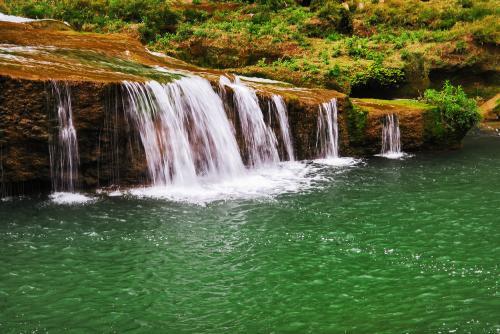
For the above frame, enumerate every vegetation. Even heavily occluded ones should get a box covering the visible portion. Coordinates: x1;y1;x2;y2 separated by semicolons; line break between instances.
424;81;481;134
2;0;498;97
3;0;180;41
346;103;368;145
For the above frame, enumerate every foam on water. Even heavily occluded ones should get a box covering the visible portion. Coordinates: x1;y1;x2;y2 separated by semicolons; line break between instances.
108;190;124;197
375;152;412;160
49;192;94;205
314;157;361;167
377;113;410;159
127;161;318;205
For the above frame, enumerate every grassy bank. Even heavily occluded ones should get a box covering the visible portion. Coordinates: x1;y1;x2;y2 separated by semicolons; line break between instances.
2;0;498;98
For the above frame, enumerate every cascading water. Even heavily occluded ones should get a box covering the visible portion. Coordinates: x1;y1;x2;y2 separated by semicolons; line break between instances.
49;82;79;192
120;74;311;204
271;95;295;161
314;98;358;166
219;76;279;167
123;76;245;186
316;98;339;158
380;113;403;159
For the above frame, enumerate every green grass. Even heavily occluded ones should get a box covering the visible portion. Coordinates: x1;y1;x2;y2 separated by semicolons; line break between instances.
3;0;498;96
356;98;434;110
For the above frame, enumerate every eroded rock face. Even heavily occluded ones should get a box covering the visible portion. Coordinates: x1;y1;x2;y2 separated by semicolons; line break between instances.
0;21;469;196
349;99;426;155
0;78;149;195
0;76;467;196
0;75;348;194
0;78;50;194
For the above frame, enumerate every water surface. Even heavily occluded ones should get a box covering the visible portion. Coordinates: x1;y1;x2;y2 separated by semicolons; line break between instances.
1;134;499;333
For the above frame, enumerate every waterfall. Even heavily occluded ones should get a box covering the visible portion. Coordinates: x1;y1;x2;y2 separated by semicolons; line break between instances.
316;98;339;158
220;76;279;167
123;76;245;186
49;82;79;192
271;95;295;161
380;114;403;158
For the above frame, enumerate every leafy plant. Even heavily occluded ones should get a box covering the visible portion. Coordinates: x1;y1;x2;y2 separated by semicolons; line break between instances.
351;63;405;90
424;81;480;133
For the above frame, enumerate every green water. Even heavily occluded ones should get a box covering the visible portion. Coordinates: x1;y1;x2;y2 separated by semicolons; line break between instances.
1;134;499;333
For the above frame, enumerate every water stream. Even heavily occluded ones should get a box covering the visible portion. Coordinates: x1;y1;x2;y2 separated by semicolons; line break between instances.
316;98;339;159
379;113;404;159
271;95;295;161
315;98;357;166
123;77;245;186
49;82;79;193
220;76;280;167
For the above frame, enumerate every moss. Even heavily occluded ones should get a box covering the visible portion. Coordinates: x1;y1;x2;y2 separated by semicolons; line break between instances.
346;103;368;145
358;98;433;110
52;49;182;83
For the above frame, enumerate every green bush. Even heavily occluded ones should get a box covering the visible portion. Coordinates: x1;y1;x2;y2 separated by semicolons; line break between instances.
351;63;405;89
183;9;209;24
327;64;341;78
243;0;295;11
5;0;179;41
316;1;353;34
424;81;480;133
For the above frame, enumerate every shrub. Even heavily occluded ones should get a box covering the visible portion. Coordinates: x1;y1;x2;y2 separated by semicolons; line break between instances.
327;64;341;77
316;2;353;34
401;49;411;61
468;15;499;45
351;63;405;89
331;47;341;57
345;36;369;58
183;9;209;24
326;32;342;41
424;81;480;134
458;0;473;9
138;3;179;41
244;0;295;11
454;40;467;54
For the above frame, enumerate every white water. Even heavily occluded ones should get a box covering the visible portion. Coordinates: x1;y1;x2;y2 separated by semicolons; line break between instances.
271;95;295;161
123;76;356;204
220;76;280;167
316;98;339;158
379;114;405;159
49;82;79;192
128;161;317;205
49;192;94;205
0;13;36;23
118;74;316;204
124;76;245;186
315;98;359;166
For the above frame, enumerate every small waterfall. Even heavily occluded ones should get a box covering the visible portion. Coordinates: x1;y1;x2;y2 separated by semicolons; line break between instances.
220;76;279;167
123;76;245;186
316;98;339;158
271;95;295;161
49;82;79;192
380;114;402;158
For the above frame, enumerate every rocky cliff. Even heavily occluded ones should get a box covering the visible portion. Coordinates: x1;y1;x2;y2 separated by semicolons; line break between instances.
0;20;464;196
